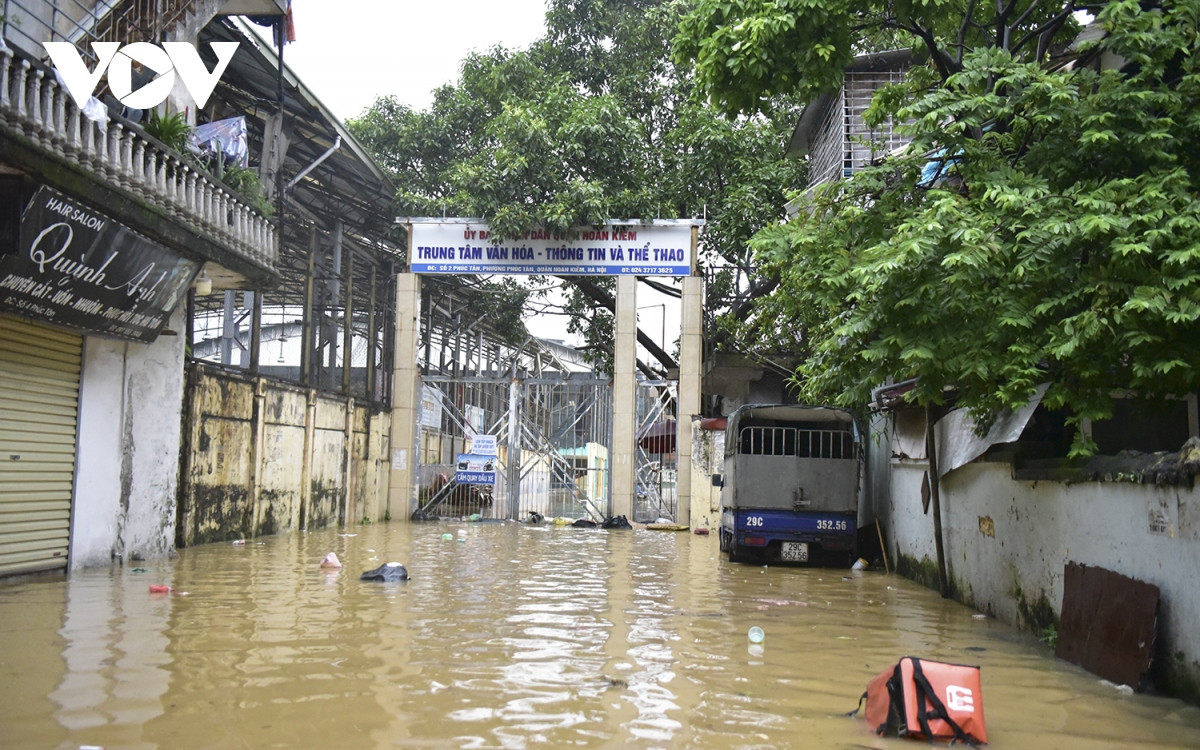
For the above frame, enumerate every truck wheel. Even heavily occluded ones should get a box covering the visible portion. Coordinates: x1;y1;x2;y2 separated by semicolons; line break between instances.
726;537;745;563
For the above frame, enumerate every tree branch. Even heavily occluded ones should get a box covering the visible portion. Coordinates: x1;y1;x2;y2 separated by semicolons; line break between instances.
895;21;959;80
559;276;679;370
1011;0;1048;32
1013;3;1076;57
640;277;682;298
706;273;781;354
956;0;980;64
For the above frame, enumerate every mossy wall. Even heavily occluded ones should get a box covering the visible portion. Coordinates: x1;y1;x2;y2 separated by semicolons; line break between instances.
180;365;391;546
877;415;1200;706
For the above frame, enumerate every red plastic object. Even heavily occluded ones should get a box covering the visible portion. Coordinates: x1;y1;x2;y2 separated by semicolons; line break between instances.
149;585;171;594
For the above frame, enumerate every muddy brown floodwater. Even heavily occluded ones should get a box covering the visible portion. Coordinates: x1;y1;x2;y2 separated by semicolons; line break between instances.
2;521;1199;749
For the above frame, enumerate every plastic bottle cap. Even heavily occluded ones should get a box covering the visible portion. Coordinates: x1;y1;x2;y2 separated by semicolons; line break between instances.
748;626;765;643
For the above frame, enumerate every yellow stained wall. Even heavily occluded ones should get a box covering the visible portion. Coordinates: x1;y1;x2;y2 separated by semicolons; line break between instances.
179;366;392;546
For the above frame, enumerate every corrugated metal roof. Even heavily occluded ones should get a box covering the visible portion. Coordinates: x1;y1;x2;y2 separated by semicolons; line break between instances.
201;17;400;253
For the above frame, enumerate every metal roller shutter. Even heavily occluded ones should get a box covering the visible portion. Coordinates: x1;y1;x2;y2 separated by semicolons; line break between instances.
0;314;82;576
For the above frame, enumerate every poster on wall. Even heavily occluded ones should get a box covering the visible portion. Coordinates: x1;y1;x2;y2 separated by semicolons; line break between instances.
0;185;201;342
419;385;444;429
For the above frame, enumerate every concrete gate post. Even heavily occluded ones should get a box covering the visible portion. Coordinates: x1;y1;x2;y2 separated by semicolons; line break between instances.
388;272;422;521
676;274;703;528
612;275;637;519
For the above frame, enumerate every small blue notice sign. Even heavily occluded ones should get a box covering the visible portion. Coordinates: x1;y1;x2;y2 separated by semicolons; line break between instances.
455;453;496;485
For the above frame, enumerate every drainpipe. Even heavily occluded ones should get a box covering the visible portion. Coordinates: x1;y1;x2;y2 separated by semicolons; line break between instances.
342;243;354;393
925;403;949;598
286;136;342;191
301;388;316;530
301;229;317;386
249;290;262;375
343;396;354;527
328;220;343;378
221;289;237;364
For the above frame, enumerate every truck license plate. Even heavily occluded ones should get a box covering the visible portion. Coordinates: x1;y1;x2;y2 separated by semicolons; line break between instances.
781;542;808;562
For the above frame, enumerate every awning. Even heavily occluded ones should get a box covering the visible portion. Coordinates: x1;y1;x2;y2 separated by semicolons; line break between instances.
935;384;1049;477
638;420;676;454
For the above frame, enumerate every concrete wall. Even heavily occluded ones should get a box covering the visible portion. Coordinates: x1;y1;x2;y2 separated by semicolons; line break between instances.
688;421;724;532
72;307;189;568
875;414;1200;701
179;365;391;546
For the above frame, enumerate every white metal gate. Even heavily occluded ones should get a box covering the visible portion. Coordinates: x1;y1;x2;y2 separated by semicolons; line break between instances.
413;374;683;523
0;314;82;576
414;375;613;521
634;380;678;523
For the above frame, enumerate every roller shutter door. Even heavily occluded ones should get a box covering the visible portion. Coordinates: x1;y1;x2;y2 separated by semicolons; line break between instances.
0;314;81;576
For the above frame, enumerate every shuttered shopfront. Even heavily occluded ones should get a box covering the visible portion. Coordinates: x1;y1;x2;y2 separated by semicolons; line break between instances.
0;314;82;576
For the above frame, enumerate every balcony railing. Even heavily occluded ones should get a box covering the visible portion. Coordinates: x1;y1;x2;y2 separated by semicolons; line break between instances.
1;0;202;65
0;43;277;269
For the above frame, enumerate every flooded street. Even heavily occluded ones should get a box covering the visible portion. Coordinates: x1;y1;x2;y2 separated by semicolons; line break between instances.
2;522;1198;750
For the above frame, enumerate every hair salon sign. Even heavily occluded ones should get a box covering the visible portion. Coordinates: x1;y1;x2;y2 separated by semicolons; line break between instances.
0;186;200;342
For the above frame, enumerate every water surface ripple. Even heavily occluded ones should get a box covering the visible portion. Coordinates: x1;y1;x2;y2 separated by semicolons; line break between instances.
1;522;1198;749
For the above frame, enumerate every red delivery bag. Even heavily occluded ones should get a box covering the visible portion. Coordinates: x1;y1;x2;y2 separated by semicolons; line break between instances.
856;656;987;746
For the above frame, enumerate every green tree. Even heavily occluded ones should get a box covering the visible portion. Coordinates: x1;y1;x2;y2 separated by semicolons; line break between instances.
348;0;805;374
678;0;1200;452
675;0;1083;117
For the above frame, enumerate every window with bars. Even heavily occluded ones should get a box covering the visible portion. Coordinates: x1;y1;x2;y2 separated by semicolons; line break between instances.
737;426;857;460
843;70;910;176
806;68;911;190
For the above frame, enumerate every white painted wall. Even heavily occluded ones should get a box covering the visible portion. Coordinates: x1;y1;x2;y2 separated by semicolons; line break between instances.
688;422;723;532
71;307;187;568
877;416;1200;693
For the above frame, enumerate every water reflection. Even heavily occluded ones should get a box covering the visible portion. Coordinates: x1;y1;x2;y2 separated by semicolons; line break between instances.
0;522;1198;749
52;570;172;748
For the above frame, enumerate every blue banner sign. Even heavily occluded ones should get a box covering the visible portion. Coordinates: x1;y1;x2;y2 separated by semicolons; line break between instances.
406;220;699;277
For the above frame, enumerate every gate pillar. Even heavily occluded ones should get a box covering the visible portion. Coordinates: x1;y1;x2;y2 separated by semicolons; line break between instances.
677;274;703;528
388;272;422;521
612;275;637;519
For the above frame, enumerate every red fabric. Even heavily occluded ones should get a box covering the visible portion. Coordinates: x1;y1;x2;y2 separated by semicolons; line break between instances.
285;1;296;42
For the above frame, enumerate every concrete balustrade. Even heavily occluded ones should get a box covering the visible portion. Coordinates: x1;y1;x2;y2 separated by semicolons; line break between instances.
0;45;277;269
